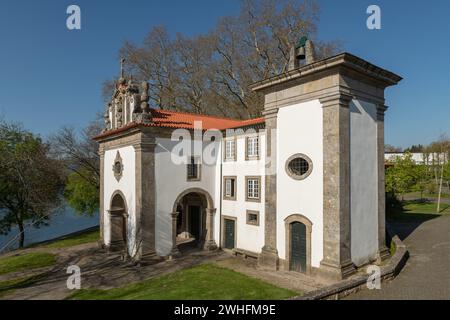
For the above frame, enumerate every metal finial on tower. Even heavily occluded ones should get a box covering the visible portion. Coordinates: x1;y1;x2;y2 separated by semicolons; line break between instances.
120;58;126;78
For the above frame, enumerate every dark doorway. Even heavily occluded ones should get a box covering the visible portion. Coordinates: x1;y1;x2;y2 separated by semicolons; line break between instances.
109;192;127;252
224;218;236;249
290;222;307;273
173;190;213;251
189;205;201;240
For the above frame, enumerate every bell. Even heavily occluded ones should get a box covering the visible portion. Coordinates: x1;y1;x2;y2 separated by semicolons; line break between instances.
296;46;306;60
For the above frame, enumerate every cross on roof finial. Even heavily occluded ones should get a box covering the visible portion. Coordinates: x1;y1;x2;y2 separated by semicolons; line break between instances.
120;58;125;78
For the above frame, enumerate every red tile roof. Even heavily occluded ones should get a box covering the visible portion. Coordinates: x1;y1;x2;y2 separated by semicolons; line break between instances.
94;109;265;140
149;109;264;130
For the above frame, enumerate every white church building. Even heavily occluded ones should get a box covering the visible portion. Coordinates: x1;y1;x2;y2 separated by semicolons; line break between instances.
94;40;402;280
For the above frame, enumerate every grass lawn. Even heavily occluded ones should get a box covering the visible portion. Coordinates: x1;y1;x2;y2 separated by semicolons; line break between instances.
68;263;298;300
403;201;450;214
404;191;450;199
388;199;450;221
43;229;99;249
0;252;56;276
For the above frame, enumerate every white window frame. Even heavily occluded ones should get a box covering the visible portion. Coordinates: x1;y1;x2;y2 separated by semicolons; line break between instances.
223;176;237;200
246;135;259;160
245;176;261;202
224;138;236;161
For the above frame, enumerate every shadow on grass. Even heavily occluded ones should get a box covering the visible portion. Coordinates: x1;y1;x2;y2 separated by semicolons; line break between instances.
387;200;447;241
0;273;47;298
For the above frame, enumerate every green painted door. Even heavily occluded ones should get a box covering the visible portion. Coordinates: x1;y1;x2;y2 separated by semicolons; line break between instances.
290;222;307;273
224;219;235;249
189;206;201;240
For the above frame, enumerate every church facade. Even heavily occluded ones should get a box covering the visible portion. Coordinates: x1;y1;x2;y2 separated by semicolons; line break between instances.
94;41;402;280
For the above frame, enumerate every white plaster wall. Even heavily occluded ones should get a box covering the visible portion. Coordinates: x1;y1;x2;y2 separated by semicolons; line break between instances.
154;137;218;256
349;100;379;266
103;146;136;255
221;132;266;253
276;100;324;268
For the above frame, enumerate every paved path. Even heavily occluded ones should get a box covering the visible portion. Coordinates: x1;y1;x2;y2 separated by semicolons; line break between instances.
347;214;450;300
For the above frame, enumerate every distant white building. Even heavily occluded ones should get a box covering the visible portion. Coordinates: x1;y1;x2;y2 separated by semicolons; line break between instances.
385;152;448;165
94;40;402;281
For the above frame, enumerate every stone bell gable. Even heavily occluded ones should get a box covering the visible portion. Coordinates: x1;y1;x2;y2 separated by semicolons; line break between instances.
103;60;152;133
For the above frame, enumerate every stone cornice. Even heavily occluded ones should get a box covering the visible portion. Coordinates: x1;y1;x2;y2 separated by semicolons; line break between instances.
262;107;279;120
376;105;388;121
376;104;388;114
250;52;402;93
262;83;386;112
319;92;353;108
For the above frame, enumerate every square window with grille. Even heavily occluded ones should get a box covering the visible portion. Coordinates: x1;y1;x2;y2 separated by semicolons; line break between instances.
246;210;259;226
187;156;200;180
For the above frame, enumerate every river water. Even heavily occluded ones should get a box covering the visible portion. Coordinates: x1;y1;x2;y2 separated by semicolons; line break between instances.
0;205;99;252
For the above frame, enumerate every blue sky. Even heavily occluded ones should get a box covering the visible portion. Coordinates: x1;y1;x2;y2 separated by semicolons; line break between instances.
0;0;448;148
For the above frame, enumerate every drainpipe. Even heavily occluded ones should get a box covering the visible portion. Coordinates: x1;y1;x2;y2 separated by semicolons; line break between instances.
219;155;223;249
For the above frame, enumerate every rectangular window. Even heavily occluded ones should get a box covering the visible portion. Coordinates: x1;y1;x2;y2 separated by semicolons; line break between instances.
187;156;200;180
246;176;261;202
246;210;260;226
246;136;259;159
224;139;236;161
223;176;237;200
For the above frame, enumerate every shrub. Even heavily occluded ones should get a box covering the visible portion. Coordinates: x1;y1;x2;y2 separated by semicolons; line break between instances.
386;192;403;215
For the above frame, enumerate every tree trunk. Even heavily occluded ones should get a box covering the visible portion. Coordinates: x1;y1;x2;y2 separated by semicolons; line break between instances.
18;220;25;248
437;163;444;213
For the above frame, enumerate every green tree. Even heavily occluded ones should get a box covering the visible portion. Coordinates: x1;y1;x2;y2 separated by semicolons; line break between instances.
0;121;64;248
64;169;99;215
411;163;429;199
385;153;418;200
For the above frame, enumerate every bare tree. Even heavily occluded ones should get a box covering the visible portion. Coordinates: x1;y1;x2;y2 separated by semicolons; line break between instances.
109;0;340;119
49;120;102;215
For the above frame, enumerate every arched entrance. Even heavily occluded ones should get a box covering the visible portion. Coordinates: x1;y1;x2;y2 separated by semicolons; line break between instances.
171;188;217;253
285;214;312;274
109;191;128;253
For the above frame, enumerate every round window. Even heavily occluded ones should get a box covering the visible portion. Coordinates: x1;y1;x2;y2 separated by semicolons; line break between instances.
286;154;313;180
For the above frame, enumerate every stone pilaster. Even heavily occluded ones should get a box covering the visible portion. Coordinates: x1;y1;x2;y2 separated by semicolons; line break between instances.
204;208;218;250
99;144;105;247
134;138;157;261
319;93;356;280
169;212;181;258
376;105;390;262
258;111;279;270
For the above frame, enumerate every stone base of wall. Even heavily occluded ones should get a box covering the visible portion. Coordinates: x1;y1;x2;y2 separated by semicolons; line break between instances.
289;235;409;300
257;247;279;271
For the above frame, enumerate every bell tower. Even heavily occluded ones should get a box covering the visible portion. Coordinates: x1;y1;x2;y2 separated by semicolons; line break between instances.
252;39;402;280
